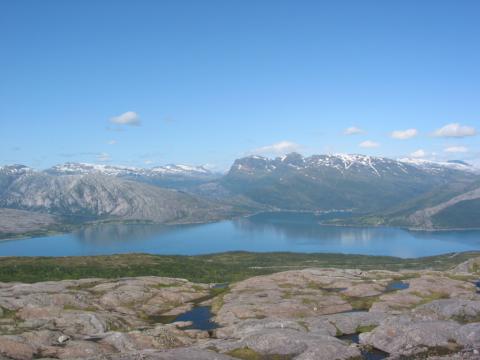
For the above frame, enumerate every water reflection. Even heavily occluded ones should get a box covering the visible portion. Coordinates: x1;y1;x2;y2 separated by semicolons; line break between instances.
74;222;180;245
1;212;480;257
235;213;401;245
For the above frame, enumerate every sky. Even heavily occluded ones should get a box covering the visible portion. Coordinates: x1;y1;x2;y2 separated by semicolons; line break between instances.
1;0;479;170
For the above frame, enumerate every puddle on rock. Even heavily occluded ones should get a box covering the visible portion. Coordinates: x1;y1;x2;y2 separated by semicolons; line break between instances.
212;283;229;289
323;287;348;293
338;333;360;343
338;334;388;360
153;306;218;331
385;280;409;292
360;348;389;360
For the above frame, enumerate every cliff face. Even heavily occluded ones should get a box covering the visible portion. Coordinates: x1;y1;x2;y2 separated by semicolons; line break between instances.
0;172;232;225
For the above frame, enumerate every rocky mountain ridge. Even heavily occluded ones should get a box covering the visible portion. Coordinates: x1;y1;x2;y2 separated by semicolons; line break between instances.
222;153;479;214
1;153;479;234
46;162;214;177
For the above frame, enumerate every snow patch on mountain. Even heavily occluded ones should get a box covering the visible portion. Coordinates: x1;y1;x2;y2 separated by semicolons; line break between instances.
46;162;213;177
0;165;35;175
398;158;479;173
231;153;479;178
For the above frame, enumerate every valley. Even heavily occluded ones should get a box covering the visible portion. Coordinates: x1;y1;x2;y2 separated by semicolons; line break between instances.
1;153;479;241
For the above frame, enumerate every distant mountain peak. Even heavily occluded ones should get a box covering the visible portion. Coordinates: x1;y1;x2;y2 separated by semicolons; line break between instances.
229;152;480;181
447;160;471;166
46;163;140;176
398;158;478;173
151;164;211;175
0;164;34;175
46;162;213;177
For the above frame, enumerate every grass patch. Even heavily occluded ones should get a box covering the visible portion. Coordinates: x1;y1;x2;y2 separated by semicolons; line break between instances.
211;290;228;313
0;251;479;284
63;304;97;312
445;274;476;282
0;307;17;319
341;295;380;311
410;291;450;305
227;347;293;360
355;325;377;333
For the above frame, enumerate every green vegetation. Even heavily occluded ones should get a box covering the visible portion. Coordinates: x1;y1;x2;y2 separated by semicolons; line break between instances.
355;325;377;333
341;295;380;311
227;347;293;360
0;251;479;284
410;291;450;305
432;198;480;229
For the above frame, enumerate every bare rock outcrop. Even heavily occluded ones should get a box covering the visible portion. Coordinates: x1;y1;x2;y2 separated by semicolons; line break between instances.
0;266;479;359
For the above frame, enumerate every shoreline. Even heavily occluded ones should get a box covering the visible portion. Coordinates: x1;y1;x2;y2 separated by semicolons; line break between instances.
1;209;480;243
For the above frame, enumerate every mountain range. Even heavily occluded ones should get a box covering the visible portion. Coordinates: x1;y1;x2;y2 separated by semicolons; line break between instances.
1;153;479;236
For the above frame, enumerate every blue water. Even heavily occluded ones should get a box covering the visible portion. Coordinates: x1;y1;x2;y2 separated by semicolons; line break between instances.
385;281;410;292
0;212;479;258
172;306;218;331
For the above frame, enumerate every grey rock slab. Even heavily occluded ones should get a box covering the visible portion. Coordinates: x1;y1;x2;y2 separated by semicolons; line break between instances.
414;299;480;322
0;335;37;360
88;348;237;360
309;311;387;335
359;316;477;357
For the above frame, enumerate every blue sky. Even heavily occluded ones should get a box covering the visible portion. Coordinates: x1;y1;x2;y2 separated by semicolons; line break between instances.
1;0;479;170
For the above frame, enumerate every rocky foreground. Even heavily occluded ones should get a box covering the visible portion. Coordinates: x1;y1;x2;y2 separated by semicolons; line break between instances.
1;258;480;359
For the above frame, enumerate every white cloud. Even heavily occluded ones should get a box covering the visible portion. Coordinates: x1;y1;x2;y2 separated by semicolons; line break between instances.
250;141;301;156
359;140;380;148
444;146;468;153
110;111;141;126
96;152;111;162
410;149;426;158
344;126;364;135
144;159;154;165
391;128;418;140
433;123;476;138
107;140;117;145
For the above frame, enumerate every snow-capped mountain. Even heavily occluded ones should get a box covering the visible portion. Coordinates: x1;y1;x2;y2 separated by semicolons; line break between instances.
223;152;478;212
150;164;211;175
1;153;479;229
46;163;141;176
398;158;479;174
0;164;35;176
230;153;478;177
47;162;212;177
42;162;219;190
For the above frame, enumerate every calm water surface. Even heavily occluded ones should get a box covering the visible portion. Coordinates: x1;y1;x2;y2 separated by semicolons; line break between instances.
1;212;479;258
